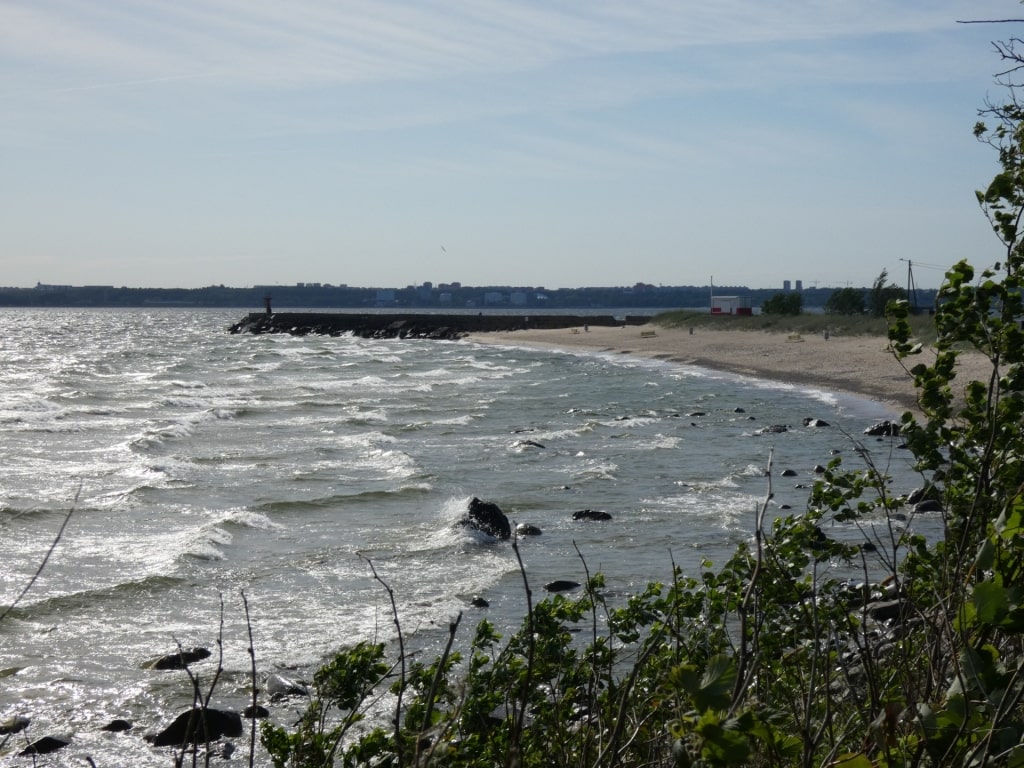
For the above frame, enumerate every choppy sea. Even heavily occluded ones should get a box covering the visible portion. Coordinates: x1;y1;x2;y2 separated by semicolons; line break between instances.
0;307;922;765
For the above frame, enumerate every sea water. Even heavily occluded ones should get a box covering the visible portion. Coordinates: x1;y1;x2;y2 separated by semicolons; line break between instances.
0;307;921;765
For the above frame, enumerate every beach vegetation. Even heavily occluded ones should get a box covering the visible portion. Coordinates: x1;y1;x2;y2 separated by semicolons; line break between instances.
760;291;804;315
652;306;939;344
824;286;867;315
869;269;907;317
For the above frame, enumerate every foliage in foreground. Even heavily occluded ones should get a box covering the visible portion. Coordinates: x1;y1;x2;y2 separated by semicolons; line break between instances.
259;36;1024;768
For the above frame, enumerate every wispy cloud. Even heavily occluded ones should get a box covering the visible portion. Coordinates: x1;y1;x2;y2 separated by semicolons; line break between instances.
2;0;1001;92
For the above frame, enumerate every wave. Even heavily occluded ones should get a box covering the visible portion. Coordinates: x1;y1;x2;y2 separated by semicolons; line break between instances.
2;574;187;623
254;485;432;514
125;407;241;450
180;524;233;561
573;461;620;482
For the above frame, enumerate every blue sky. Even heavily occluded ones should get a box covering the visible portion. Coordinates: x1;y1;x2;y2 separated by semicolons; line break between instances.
1;1;1019;289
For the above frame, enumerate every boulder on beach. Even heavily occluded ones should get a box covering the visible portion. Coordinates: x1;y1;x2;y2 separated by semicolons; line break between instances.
516;522;543;536
460;497;511;539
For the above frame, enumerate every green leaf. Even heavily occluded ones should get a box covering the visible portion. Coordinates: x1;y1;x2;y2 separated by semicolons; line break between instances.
974;581;1010;626
831;754;875;768
696;654;737;710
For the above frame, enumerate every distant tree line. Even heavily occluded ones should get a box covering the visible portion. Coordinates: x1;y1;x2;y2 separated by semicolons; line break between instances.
0;281;935;312
760;270;913;317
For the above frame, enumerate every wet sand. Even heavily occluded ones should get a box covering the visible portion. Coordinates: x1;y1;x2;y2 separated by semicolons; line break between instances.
467;324;992;416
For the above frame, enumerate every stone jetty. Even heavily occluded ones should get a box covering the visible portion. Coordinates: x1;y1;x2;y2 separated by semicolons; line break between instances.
229;312;647;340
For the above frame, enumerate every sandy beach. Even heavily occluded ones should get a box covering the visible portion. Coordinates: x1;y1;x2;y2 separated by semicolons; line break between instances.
467;324;993;416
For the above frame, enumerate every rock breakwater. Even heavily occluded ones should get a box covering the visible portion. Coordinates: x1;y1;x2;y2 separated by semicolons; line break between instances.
229;312;646;339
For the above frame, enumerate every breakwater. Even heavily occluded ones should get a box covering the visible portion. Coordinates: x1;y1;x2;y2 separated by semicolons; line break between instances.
228;312;649;339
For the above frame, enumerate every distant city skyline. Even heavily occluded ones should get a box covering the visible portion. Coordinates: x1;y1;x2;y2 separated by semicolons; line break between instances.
2;1;1016;290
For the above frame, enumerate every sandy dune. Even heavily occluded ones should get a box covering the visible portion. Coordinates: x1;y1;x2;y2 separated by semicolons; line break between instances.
467;323;992;416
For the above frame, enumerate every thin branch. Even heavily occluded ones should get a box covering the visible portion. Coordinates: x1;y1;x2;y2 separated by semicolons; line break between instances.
362;555;407;767
241;591;258;768
0;490;78;624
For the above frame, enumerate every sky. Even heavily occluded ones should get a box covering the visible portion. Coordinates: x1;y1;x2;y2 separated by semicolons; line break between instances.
2;1;1022;290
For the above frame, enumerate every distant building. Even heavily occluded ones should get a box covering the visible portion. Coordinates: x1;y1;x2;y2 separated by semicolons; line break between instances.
483;291;505;305
711;296;753;315
795;280;803;291
510;291;528;306
783;280;791;291
376;289;395;305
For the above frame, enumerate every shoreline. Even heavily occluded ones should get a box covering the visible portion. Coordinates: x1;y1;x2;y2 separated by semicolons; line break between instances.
466;324;992;417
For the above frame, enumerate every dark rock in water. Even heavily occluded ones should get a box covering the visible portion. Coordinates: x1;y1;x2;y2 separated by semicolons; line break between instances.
148;708;243;747
516;523;542;536
864;420;900;437
756;424;789;435
733;407;746;413
572;509;612;521
511;439;545;450
688;411;706;417
802;417;830;427
460;497;511;540
544;580;581;593
470;596;490;608
813;465;826;474
18;735;71;756
0;714;30;735
267;673;307;699
143;647;211;670
913;499;943;513
780;469;798;477
780;504;792;510
102;719;133;732
867;599;909;623
907;486;940;505
243;705;270;719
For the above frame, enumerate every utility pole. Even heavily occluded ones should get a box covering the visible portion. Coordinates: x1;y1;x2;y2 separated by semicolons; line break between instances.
900;258;919;311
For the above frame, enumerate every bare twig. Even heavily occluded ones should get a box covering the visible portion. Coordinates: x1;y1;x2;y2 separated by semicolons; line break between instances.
732;449;773;705
415;611;462;765
362;555;407;766
241;591;258;768
508;531;535;768
0;489;78;624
